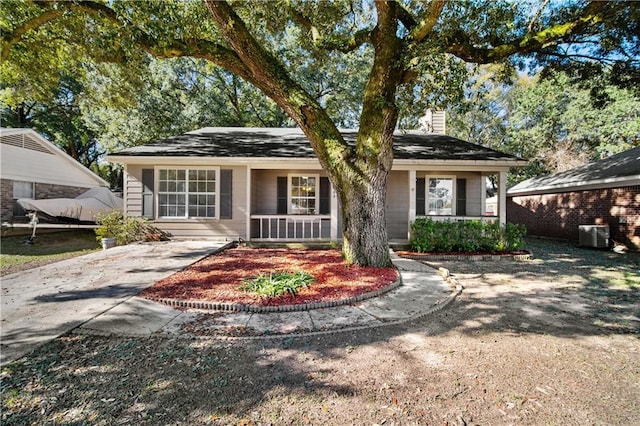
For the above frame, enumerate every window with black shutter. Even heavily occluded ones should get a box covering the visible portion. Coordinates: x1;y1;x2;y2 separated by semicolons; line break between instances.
416;177;426;216
141;169;154;218
220;169;233;219
456;178;467;216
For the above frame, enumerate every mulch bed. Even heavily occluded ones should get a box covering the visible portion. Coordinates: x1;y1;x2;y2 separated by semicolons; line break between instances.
141;247;398;307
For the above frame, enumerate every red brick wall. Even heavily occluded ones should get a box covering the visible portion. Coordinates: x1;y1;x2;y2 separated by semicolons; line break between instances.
1;178;91;222
507;185;640;250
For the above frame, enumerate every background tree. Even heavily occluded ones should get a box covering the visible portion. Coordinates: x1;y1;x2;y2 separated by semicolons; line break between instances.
448;67;640;186
3;0;638;266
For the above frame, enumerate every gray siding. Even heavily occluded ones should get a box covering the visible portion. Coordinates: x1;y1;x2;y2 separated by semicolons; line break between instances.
417;171;485;217
251;169;330;215
386;171;409;240
124;164;248;239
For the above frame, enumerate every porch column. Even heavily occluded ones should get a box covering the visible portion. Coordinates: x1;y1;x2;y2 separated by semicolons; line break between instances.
245;165;251;240
408;170;416;240
480;174;487;218
330;184;339;241
498;170;507;226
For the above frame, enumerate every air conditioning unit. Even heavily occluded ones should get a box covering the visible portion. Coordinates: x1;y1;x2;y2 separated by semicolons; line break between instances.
578;225;610;248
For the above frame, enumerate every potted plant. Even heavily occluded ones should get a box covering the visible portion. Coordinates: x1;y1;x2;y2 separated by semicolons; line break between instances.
95;211;123;250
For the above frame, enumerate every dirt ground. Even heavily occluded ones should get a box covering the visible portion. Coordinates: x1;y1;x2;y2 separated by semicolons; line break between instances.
2;238;639;425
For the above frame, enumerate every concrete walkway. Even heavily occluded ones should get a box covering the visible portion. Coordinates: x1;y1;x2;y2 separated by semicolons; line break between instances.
1;241;227;365
1;243;459;365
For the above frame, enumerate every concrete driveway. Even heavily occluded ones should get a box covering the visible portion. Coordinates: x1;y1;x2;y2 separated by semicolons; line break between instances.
1;240;227;365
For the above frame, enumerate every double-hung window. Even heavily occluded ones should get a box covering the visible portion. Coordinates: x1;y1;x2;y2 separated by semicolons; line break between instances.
427;177;454;215
157;168;218;218
289;175;318;215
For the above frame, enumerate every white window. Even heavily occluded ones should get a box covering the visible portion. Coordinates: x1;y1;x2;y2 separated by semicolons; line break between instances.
13;181;34;199
289;175;318;215
157;168;218;218
427;177;454;215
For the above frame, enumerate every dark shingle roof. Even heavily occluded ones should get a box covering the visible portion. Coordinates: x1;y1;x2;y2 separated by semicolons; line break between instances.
111;127;522;162
508;146;640;195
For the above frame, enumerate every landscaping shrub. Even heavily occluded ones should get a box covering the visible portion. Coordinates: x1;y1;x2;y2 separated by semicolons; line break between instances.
241;271;315;299
410;218;526;253
95;211;171;246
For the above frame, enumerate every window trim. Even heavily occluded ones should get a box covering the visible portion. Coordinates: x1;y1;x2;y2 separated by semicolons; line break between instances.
154;166;220;220
425;175;456;216
287;173;320;215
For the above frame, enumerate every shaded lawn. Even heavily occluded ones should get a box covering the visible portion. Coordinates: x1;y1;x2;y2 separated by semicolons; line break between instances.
2;238;639;425
0;230;100;276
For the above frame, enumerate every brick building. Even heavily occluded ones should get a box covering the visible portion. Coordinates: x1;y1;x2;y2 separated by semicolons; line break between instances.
1;128;108;222
507;147;640;250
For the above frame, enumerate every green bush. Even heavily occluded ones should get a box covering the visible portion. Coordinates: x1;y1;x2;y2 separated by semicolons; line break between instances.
95;211;171;246
241;271;315;299
409;218;526;253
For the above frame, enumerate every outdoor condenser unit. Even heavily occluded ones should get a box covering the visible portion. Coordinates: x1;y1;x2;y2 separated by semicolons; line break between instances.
578;225;610;248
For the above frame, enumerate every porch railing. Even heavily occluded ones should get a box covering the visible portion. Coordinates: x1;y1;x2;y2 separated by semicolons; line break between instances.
250;215;331;241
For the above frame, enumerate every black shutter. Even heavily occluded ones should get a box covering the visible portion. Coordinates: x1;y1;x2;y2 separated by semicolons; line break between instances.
142;169;154;218
220;169;233;219
416;177;425;216
277;176;287;214
319;177;330;215
456;178;467;216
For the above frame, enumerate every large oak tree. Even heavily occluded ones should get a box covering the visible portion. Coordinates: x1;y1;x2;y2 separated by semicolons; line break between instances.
3;0;638;266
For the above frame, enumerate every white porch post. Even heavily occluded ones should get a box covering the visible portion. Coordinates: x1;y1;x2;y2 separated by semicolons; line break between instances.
480;174;487;218
408;170;416;240
498;170;507;227
330;184;339;241
246;166;252;240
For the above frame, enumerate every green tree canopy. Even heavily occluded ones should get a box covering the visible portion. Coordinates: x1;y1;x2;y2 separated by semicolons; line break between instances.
449;67;640;186
3;0;638;266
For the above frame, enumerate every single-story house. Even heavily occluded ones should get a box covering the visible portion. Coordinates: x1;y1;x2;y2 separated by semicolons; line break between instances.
106;127;527;243
1;128;109;222
507;146;640;250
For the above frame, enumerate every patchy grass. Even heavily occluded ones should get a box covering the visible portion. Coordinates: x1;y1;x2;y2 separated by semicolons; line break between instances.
0;230;100;276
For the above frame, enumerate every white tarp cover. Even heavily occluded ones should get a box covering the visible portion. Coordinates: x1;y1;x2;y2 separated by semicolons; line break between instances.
18;187;123;222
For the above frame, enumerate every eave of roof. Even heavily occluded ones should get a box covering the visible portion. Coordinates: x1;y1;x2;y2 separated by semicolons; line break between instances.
508;146;640;196
1;127;109;187
108;127;525;164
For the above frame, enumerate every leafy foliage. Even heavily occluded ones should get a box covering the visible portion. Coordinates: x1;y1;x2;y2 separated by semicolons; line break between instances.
3;0;636;266
95;211;171;246
241;271;315;299
449;67;640;186
410;218;527;253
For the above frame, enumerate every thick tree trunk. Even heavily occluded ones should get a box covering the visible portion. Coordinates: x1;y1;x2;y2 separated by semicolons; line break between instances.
335;2;400;267
339;165;390;266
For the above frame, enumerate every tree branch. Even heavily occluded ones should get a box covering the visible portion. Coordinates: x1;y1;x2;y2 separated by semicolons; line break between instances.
2;0;254;80
2;8;63;61
287;5;372;53
446;0;612;63
408;0;446;43
203;0;351;172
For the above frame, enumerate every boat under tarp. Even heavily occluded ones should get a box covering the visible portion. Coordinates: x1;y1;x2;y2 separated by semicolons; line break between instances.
18;187;123;223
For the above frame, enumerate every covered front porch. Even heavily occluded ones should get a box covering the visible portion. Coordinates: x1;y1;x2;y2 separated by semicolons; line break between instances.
247;168;509;242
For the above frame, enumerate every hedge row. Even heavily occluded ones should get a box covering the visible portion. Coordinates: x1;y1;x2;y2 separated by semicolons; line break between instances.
410;218;527;253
